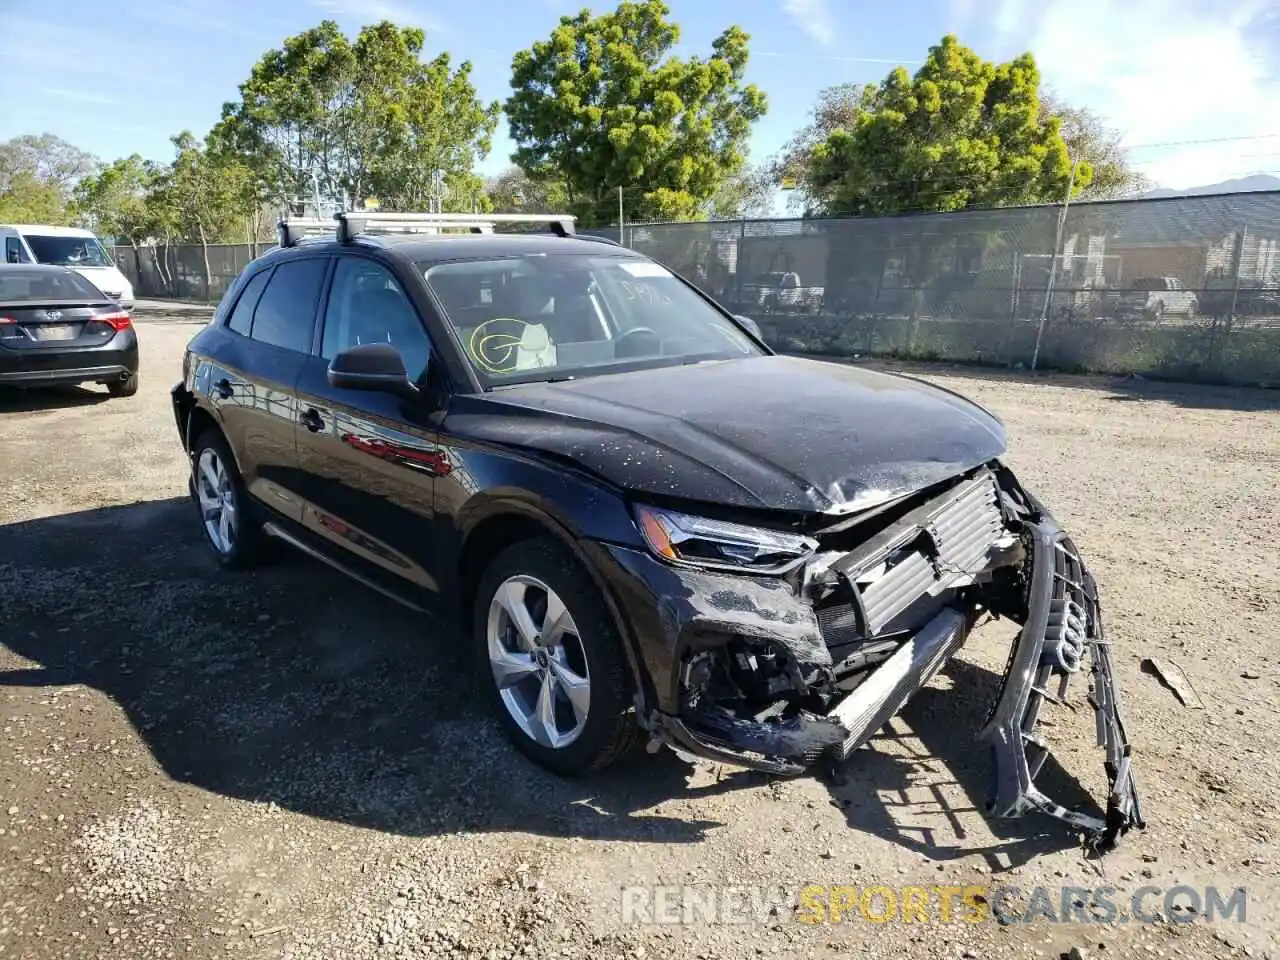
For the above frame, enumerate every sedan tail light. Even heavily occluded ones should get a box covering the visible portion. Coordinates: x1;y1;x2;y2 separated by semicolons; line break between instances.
97;310;132;331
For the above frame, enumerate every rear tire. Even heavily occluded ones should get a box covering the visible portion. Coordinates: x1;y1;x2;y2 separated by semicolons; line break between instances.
473;537;639;776
107;372;139;398
189;428;268;570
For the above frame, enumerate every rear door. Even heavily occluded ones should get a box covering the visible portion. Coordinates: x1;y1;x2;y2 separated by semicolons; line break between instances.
293;254;446;592
199;256;330;521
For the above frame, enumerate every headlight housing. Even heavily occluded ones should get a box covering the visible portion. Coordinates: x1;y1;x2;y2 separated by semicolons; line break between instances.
633;504;817;574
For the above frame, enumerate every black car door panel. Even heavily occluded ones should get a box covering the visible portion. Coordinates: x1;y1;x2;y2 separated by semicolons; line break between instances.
202;257;328;520
294;256;445;590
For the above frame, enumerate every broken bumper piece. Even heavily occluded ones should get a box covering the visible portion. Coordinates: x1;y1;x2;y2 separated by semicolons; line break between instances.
654;517;1143;851
976;519;1144;851
657;606;972;775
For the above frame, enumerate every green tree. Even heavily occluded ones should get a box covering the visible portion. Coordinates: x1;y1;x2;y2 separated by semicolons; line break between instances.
0;171;69;224
484;166;570;215
158;132;253;296
1041;91;1150;200
0;133;99;201
800;35;1090;216
769;82;877;211
212;20;498;212
505;0;767;225
707;162;775;219
71;154;158;244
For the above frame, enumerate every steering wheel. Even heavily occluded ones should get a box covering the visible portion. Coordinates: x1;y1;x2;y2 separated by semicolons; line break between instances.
615;326;661;358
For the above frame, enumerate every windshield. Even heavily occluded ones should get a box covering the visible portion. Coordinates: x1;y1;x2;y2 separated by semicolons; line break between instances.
0;267;104;301
23;234;114;268
422;253;761;385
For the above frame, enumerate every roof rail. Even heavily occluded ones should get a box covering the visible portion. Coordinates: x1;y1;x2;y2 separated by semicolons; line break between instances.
277;217;335;248
336;211;576;242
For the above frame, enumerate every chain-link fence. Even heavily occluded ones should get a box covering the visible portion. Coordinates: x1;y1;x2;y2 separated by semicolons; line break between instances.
109;243;268;302
589;192;1280;386
112;193;1280;385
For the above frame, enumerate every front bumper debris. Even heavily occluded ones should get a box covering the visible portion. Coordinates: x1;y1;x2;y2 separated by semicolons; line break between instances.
643;491;1143;850
977;519;1144;851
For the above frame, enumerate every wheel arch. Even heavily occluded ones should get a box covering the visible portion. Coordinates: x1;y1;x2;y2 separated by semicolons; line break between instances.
181;401;249;480
455;499;653;715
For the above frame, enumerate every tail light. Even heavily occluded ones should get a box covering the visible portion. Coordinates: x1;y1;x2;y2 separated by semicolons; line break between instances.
0;317;15;325
97;310;132;332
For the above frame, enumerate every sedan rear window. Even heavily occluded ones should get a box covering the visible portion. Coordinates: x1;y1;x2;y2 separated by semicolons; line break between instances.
0;268;104;301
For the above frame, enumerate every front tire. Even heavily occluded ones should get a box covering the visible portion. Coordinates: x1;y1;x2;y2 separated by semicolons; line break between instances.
189;428;267;570
474;537;638;775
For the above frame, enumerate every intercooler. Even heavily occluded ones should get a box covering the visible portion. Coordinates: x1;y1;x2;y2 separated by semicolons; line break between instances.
819;472;1009;646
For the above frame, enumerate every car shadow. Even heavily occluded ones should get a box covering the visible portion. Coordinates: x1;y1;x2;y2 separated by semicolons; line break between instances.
0;384;111;412
1;497;1097;862
819;658;1101;872
0;497;741;844
1101;378;1280;412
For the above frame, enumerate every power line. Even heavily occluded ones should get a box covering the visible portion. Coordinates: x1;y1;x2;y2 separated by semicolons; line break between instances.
1122;132;1280;151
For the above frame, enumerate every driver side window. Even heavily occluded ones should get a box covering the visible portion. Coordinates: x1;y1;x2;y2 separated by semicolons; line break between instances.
322;258;432;382
5;237;28;264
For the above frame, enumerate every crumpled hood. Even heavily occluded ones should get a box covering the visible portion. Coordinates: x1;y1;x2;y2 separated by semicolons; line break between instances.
451;355;1006;515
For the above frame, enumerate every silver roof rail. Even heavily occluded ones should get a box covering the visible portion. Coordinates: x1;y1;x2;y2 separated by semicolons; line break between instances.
336;211;576;242
277;217;336;248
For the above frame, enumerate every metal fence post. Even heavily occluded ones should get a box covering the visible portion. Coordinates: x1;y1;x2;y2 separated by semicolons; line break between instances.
733;219;745;308
1227;223;1246;327
1032;160;1078;371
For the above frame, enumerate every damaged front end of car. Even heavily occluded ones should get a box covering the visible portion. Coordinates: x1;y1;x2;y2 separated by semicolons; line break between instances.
632;464;1144;852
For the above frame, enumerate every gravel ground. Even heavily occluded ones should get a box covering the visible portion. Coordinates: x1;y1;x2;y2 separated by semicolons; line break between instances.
1;304;1278;959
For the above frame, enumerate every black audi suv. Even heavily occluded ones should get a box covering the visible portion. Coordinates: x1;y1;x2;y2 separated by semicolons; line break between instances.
0;264;139;396
171;213;1142;849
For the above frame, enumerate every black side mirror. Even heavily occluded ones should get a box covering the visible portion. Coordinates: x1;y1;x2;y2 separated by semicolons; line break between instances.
5;250;19;264
734;314;762;339
327;343;415;396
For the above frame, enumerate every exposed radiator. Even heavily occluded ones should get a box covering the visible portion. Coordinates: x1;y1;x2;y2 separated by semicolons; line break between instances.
848;473;1005;637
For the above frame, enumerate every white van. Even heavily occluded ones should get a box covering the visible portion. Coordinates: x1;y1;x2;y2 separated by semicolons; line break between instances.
1;224;134;309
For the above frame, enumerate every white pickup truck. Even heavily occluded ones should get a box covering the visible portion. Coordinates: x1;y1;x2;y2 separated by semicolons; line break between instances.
738;271;824;314
1119;276;1198;319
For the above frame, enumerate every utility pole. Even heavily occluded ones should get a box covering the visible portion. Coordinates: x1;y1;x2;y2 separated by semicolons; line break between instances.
1031;159;1079;372
618;186;625;246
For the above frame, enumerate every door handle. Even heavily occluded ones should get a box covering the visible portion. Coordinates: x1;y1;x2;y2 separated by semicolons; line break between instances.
300;407;325;433
213;377;234;399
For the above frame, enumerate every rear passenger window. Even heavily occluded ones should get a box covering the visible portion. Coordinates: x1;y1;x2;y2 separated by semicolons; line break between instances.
251;258;327;353
226;269;270;336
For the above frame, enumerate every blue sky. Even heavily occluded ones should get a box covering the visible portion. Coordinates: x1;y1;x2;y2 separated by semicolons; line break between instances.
5;0;1280;192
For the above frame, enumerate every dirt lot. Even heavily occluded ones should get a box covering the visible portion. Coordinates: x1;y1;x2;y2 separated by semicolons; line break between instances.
2;304;1278;959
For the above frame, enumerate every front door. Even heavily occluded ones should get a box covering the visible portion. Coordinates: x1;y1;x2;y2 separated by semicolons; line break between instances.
294;255;446;593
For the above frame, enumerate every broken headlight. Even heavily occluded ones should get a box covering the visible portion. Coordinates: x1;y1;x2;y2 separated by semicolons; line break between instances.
633;504;818;574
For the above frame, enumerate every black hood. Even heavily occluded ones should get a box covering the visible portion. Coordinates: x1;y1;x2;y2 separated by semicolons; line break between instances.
449;356;1006;515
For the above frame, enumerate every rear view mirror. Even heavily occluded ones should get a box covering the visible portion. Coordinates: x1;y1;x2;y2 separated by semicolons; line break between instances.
5;249;19;264
734;314;762;339
327;343;415;396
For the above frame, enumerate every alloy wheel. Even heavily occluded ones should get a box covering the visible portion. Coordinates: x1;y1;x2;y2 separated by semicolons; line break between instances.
486;574;591;749
195;447;237;555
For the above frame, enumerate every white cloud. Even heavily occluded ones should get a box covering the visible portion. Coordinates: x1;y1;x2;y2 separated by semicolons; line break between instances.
41;88;117;106
999;0;1280;188
310;0;443;32
783;0;837;50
